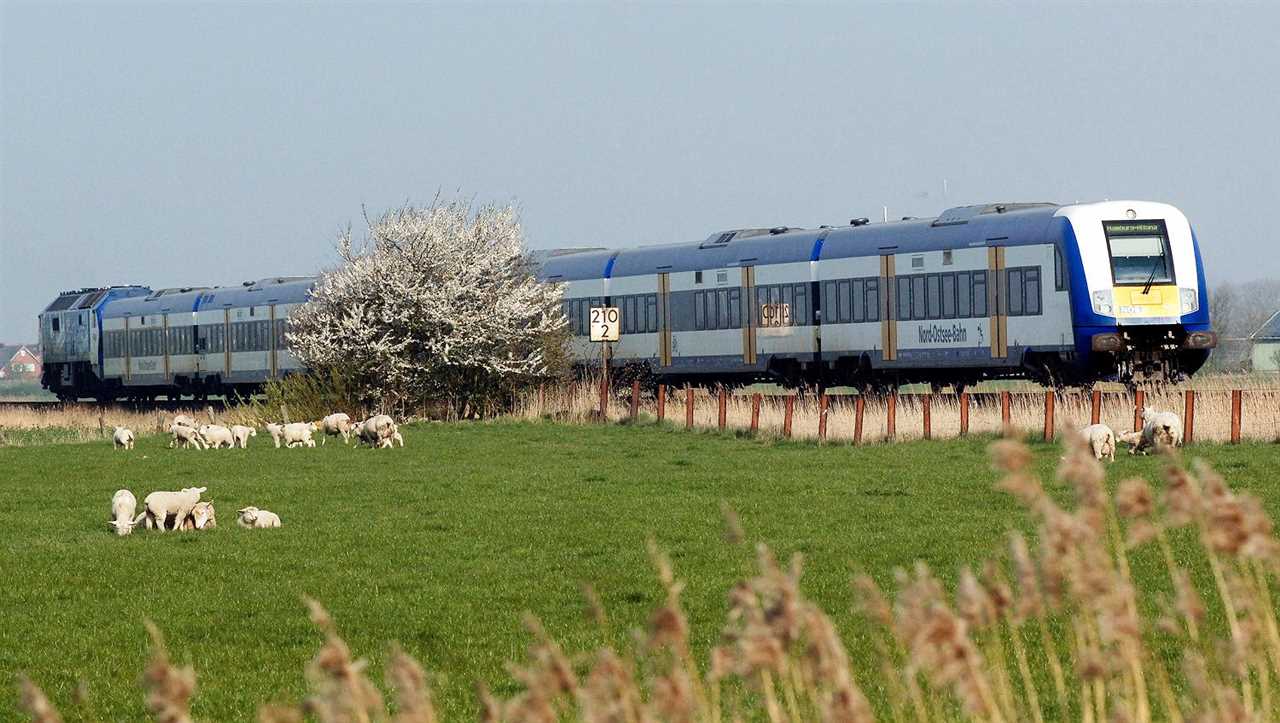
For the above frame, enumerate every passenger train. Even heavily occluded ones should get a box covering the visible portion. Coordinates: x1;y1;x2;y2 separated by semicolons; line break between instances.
539;200;1216;391
38;200;1215;401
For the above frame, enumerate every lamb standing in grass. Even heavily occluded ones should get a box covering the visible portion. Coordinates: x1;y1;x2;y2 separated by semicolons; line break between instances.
169;422;205;449
199;424;235;449
113;427;135;450
317;413;352;445
182;501;217;530
1079;423;1117;462
230;425;257;449
135;487;207;532
282;422;318;448
265;423;284;448
237;506;281;528
107;489;138;536
172;414;197;429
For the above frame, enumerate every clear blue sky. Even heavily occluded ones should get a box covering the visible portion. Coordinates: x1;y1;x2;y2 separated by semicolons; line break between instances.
3;2;1278;341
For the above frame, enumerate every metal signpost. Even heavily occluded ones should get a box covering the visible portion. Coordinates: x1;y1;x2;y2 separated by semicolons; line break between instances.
589;306;620;416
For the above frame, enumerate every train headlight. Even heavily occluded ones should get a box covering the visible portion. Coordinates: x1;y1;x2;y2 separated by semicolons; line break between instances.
1180;288;1199;314
1091;290;1113;315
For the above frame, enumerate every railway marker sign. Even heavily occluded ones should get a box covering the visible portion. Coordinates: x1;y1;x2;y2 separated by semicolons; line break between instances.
589;306;620;342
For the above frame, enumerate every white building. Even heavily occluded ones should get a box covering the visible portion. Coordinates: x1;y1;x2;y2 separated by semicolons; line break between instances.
1249;311;1280;372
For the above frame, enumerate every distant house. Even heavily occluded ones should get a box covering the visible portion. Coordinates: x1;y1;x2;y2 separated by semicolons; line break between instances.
1249;311;1280;372
0;344;42;380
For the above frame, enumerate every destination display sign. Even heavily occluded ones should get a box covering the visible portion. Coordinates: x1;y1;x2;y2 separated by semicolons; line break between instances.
1103;221;1162;235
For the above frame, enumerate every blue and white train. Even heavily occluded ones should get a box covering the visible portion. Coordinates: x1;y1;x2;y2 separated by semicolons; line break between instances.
539;200;1216;390
39;277;313;401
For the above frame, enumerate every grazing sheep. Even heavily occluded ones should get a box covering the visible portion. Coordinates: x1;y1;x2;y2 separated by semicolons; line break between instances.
113;427;135;450
318;413;352;445
265;422;285;448
230;425;257;449
198;424;235;449
1136;408;1183;454
181;501;217;530
172;414;197;429
135;487;207;533
237;506;282;529
1117;430;1144;453
356;415;398;448
168;422;205;449
391;430;404;447
282;422;318;448
107;489;138;536
1079;423;1117;462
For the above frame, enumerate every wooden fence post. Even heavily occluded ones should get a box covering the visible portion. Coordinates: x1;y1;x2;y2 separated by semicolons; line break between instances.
750;394;761;433
1133;389;1145;433
818;394;829;442
1183;389;1195;445
656;384;666;422
853;396;865;444
1043;391;1055;442
717;387;727;431
886;393;897;441
629;380;640;420
959;392;969;436
1230;389;1242;444
685;387;694;430
599;375;608;421
538;384;546;411
921;394;931;440
783;395;794;438
1000;392;1010;429
1090;389;1101;425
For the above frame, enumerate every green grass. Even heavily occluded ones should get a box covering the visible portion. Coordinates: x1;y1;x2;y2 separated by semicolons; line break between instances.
2;422;1278;720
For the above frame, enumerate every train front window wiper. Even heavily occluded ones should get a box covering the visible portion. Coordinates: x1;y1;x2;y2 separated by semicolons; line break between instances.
1141;261;1161;295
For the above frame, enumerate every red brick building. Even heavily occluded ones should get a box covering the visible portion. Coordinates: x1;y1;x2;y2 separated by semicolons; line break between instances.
0;345;42;380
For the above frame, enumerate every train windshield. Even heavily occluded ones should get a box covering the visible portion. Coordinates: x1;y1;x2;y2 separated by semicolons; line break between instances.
1104;221;1173;285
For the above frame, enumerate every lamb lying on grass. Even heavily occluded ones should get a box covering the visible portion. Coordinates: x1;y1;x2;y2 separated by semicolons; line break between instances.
230;425;257;449
113;427;135;450
107;489;138;536
135;487;207;532
1079;423;1116;462
237;506;281;528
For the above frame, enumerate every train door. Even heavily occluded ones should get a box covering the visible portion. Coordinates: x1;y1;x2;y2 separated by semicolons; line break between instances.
657;273;673;367
124;316;132;382
988;247;1008;359
740;266;757;365
223;309;232;378
879;255;897;361
162;314;171;382
269;305;278;378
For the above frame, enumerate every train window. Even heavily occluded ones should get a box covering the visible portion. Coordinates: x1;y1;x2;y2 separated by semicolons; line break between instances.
850;279;864;322
694;271;703;285
836;280;851;323
943;250;953;266
647;295;658;333
912;276;927;320
795;284;809;325
1054;246;1067;291
973;272;988;317
896;278;910;321
1007;269;1025;316
51;317;60;333
821;282;835;323
1025;268;1042;315
942;273;956;318
958;273;972;318
694;291;706;330
719;289;730;329
727;288;741;329
866;279;879;322
927;274;941;319
1104;221;1173;285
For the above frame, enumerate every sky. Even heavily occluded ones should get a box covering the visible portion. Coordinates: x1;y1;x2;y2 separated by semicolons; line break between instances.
2;2;1278;342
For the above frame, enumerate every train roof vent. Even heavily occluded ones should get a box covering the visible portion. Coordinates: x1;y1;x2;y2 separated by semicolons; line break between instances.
699;228;791;248
44;294;82;312
932;202;1058;227
75;290;109;309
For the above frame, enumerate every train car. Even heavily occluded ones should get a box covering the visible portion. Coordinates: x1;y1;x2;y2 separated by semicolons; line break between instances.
540;200;1216;389
39;277;313;401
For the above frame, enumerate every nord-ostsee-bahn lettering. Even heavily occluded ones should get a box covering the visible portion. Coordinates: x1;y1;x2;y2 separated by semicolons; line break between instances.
36;201;1218;401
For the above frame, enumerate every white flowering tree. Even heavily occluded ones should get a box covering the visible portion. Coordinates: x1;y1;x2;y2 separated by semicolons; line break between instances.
287;201;567;417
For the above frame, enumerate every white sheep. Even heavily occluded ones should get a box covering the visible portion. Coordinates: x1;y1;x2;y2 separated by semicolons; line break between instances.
1079;423;1117;462
181;501;217;530
113;427;135;450
168;422;205;449
135;486;207;532
1117;430;1144;453
317;413;353;445
107;489;138;536
265;422;285;448
356;415;398;448
1136;408;1183;454
230;425;257;449
282;422;318;448
172;414;197;429
237;506;282;529
198;424;235;449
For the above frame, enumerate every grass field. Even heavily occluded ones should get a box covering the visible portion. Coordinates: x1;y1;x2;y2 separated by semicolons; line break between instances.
3;421;1279;720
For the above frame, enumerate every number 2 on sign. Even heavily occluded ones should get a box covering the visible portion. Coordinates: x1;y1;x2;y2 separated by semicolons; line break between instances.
590;306;620;342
